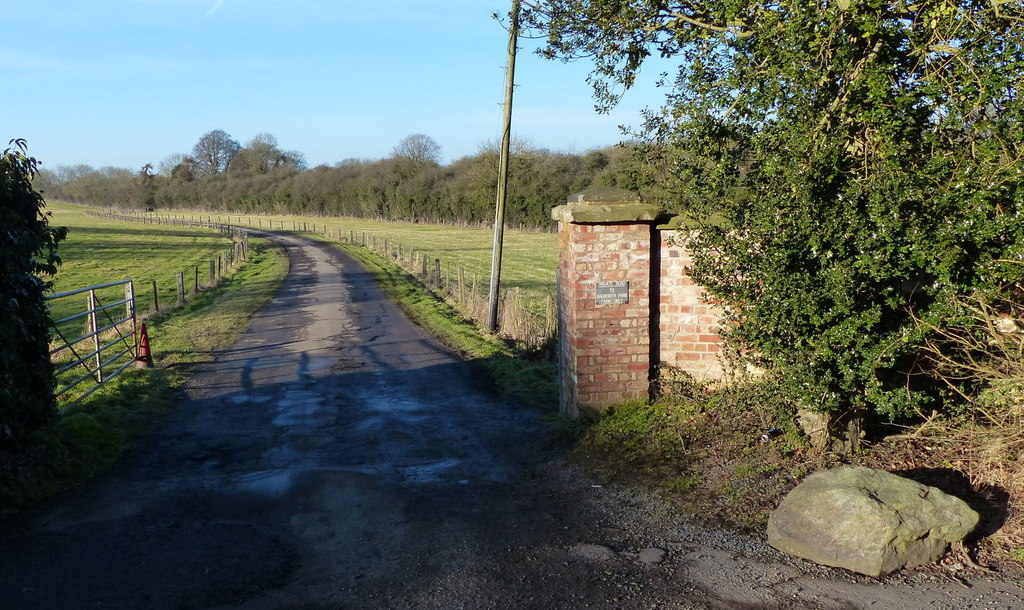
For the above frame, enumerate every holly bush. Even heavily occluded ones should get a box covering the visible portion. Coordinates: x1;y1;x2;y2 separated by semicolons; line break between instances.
1;139;67;464
526;1;1024;421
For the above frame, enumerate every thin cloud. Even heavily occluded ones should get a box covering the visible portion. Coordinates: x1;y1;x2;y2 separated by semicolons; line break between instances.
199;0;227;20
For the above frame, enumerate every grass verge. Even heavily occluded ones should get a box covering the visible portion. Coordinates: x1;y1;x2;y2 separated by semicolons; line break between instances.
0;238;288;512
576;373;818;528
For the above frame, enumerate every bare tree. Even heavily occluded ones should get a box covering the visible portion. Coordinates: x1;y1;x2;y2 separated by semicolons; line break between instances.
191;129;239;176
281;150;307;171
158;153;185;176
390;133;442;166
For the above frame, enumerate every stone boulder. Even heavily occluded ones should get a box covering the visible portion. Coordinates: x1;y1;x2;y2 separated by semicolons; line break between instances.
767;465;979;577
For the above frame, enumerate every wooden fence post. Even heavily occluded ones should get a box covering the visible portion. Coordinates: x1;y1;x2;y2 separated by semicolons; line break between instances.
471;273;478;311
545;293;554;339
458;267;466;305
151;279;160;312
176;271;186;305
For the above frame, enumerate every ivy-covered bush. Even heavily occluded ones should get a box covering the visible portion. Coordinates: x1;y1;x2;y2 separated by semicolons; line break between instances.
526;1;1024;426
1;140;67;466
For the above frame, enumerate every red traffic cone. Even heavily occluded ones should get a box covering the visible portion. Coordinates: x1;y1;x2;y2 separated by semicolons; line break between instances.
136;322;154;368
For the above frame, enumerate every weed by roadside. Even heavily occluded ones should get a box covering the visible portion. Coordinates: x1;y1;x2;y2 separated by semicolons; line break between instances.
854;423;1024;574
576;371;822;530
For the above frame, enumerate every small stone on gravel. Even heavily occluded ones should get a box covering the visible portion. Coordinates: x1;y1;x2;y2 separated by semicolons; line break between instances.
569;543;618;561
637;548;666;564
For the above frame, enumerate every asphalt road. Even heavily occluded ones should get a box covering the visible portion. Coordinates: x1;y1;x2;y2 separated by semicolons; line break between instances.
1;232;1022;610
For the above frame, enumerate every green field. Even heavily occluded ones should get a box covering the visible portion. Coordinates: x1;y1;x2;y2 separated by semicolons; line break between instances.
47;204;246;320
131;210;561;303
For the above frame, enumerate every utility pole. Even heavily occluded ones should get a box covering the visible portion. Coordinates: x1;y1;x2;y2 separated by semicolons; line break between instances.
487;0;521;333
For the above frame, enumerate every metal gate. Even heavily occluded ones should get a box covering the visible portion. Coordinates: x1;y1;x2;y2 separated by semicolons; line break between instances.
46;279;138;406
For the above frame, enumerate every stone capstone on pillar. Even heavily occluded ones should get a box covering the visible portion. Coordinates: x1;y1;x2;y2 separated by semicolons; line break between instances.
551;187;660;224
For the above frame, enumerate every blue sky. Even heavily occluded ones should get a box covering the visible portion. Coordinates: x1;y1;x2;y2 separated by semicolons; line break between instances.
5;0;672;172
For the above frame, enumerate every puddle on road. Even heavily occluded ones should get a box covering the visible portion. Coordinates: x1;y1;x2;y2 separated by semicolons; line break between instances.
235;469;298;497
226;370;517;499
262;439;332;469
233;457;475;498
273;389;337;428
393;458;463;483
226;394;273;406
351;386;429;415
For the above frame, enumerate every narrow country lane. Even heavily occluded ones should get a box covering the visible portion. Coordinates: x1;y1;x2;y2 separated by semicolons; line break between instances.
1;232;1022;610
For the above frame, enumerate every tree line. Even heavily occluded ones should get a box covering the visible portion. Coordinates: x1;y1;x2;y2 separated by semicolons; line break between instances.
35;131;649;229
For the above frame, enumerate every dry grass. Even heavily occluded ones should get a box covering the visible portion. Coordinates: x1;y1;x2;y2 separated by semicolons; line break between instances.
858;285;1024;571
855;422;1024;573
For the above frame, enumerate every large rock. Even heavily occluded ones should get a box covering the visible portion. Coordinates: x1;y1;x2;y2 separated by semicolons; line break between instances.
767;465;979;576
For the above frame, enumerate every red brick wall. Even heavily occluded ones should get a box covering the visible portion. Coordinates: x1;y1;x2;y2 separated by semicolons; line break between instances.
557;222;651;416
556;217;727;417
654;230;725;381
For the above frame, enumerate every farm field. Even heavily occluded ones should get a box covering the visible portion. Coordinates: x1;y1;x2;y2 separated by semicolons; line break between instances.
131;209;561;303
46;203;247;320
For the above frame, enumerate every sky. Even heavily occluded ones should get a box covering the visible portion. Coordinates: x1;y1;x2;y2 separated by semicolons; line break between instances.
5;0;674;173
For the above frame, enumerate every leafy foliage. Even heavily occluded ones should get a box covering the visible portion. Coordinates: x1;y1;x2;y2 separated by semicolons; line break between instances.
1;139;68;461
228;133;306;176
526;0;1024;421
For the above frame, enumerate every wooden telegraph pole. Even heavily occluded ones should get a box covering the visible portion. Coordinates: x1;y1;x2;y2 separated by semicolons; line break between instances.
487;0;521;333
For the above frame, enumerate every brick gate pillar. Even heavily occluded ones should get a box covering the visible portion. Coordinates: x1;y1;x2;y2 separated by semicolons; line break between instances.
552;187;660;419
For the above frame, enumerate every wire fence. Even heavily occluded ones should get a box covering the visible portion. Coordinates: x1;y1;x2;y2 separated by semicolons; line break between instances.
48;212;254;406
86;210;250;315
352;231;557;351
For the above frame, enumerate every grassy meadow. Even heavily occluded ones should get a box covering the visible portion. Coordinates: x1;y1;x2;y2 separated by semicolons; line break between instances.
132;210;561;303
47;204;247;320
